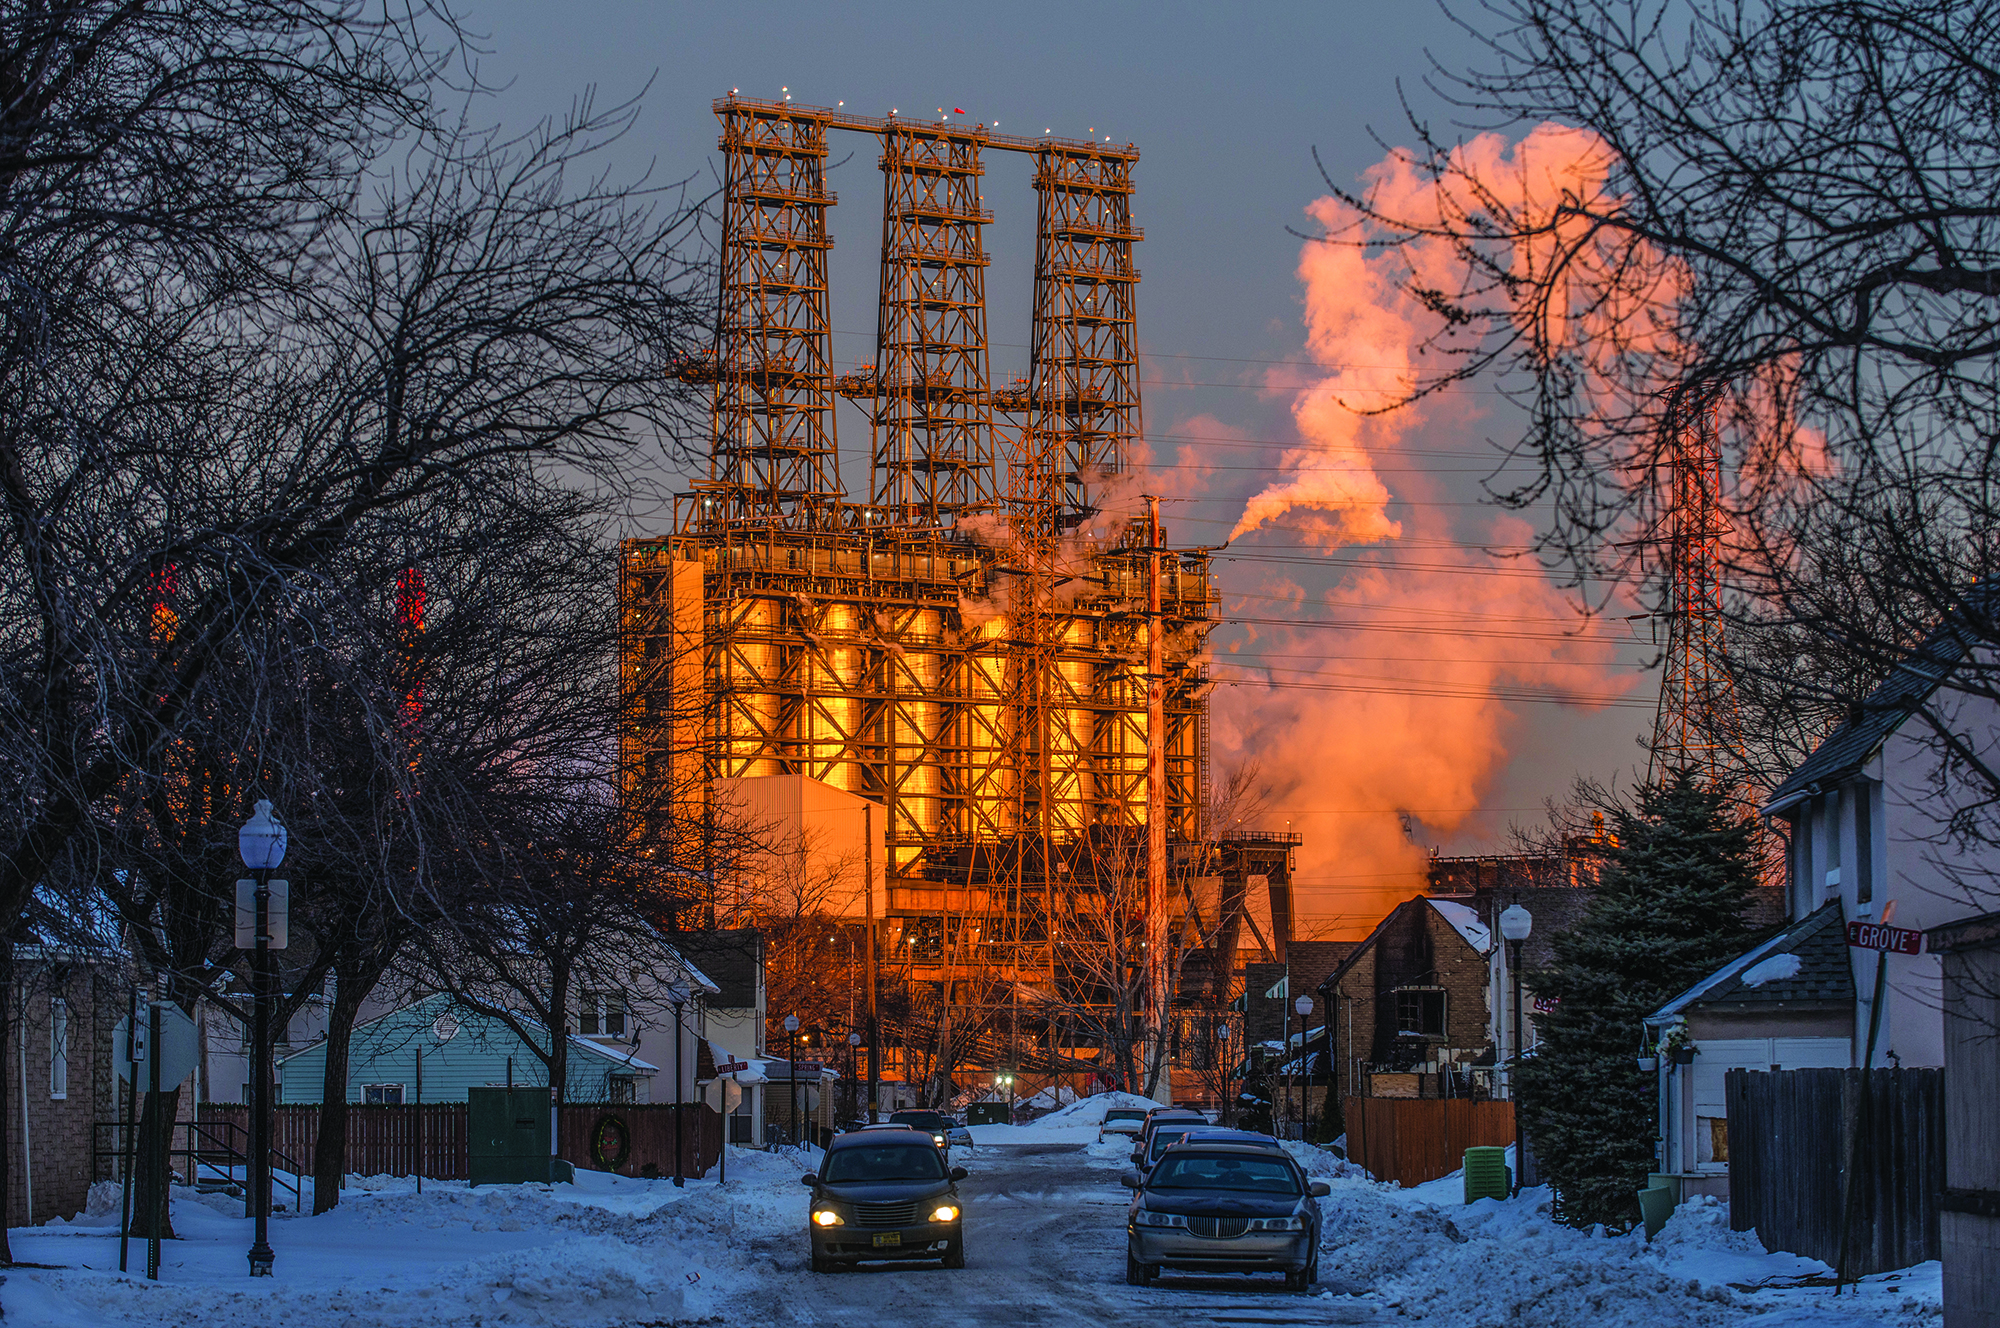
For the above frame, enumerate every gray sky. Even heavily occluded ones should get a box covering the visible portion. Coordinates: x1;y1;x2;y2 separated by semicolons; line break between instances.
466;1;1656;928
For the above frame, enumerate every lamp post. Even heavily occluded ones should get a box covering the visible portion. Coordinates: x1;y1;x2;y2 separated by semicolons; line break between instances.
783;1014;800;1148
1498;904;1534;1195
667;980;690;1187
238;799;286;1278
996;1070;1014;1119
1291;995;1314;1141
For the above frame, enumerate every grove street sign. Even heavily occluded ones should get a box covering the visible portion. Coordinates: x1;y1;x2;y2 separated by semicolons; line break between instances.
1847;920;1923;955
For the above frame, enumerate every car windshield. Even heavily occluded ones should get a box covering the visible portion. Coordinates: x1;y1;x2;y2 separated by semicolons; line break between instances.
1149;1154;1303;1194
826;1145;948;1183
891;1113;946;1128
1149;1125;1199;1158
1105;1110;1147;1123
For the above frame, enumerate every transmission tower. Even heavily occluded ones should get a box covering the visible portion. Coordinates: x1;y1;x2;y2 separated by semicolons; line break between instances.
1650;398;1742;786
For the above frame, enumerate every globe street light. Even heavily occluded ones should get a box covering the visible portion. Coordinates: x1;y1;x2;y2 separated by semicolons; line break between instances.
1217;1022;1233;1123
847;1031;862;1123
783;1014;801;1149
1498;904;1534;1194
238;799;286;1278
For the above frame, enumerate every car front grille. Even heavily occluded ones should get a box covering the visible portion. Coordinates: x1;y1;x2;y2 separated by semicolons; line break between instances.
1187;1216;1251;1240
854;1201;919;1228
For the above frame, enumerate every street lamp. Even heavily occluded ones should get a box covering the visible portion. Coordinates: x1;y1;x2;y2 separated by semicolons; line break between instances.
238;799;286;1278
1291;994;1314;1141
995;1070;1014;1118
783;1014;801;1149
1498;904;1534;1195
666;980;691;1188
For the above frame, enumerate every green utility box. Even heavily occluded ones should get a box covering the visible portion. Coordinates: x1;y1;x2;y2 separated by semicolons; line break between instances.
1463;1146;1510;1203
469;1087;568;1186
966;1102;1010;1127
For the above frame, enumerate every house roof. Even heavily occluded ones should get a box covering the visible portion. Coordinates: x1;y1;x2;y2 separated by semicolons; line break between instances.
1764;612;1977;814
1647;900;1854;1022
1317;895;1492;996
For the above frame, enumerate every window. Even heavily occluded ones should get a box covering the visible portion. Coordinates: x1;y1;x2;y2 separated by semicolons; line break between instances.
579;992;627;1038
608;1075;636;1104
1856;781;1876;906
1395;988;1446;1038
363;1084;405;1105
49;999;68;1100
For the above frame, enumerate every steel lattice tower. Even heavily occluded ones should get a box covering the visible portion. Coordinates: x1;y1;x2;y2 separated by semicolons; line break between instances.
1650;401;1742;785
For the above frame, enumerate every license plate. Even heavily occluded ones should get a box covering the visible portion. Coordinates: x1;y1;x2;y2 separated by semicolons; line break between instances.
872;1232;902;1248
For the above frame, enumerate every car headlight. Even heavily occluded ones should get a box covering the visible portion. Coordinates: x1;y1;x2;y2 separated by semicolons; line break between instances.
929;1204;960;1223
1245;1215;1306;1232
1133;1209;1188;1228
932;1133;947;1146
812;1209;844;1226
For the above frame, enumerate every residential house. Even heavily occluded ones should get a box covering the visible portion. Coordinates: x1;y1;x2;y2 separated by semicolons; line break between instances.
1650;610;2000;1202
278;993;663;1104
671;929;768;1144
1644;902;1856;1196
6;950;123;1227
1317;897;1497;1103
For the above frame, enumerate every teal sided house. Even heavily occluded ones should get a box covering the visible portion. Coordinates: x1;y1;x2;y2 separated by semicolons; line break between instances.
279;994;659;1104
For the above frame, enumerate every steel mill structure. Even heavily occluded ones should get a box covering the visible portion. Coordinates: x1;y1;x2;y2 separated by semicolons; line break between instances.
618;96;1266;1102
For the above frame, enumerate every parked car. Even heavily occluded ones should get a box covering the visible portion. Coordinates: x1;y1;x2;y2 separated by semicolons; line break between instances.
804;1133;970;1272
1122;1143;1329;1290
1130;1108;1207;1168
888;1109;973;1150
1134;1119;1208;1170
1098;1107;1149;1143
1177;1128;1286;1155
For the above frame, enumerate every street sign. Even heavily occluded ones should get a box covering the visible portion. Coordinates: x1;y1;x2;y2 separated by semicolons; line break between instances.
115;1004;198;1086
1847;920;1923;955
233;878;289;949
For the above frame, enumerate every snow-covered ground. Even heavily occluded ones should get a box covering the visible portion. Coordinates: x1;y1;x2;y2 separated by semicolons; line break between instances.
0;1122;1941;1327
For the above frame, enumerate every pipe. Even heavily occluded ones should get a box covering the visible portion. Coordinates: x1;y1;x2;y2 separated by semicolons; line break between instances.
20;984;31;1227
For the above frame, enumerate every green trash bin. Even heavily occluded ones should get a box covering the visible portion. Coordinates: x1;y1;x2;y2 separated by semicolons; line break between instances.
469;1086;566;1186
1638;1184;1677;1239
1463;1145;1510;1203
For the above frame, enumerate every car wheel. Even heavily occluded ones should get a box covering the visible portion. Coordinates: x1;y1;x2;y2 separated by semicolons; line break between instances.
943;1238;965;1269
811;1249;830;1274
1284;1267;1307;1292
1125;1251;1143;1286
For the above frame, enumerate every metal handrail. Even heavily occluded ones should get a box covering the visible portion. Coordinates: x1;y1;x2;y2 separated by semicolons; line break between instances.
94;1118;305;1212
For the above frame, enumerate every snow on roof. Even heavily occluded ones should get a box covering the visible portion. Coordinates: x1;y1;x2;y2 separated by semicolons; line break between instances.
567;1035;658;1074
1741;953;1802;988
1427;898;1492;953
1648;932;1792;1022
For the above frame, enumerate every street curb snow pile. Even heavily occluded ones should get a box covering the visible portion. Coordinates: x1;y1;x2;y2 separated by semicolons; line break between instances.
1021;1090;1157;1127
1649;1194;1767;1258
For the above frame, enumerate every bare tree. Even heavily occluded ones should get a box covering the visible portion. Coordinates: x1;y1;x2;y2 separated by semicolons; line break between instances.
1322;0;2000;909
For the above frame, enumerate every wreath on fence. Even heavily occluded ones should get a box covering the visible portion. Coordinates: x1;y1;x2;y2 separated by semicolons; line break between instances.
591;1114;631;1170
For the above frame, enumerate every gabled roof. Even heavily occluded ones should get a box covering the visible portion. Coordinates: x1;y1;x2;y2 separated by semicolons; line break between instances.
1764;611;1977;814
1316;895;1492;996
1647;900;1854;1022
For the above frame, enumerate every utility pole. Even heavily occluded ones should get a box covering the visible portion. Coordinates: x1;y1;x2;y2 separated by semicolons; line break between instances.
864;803;881;1123
1144;495;1169;1102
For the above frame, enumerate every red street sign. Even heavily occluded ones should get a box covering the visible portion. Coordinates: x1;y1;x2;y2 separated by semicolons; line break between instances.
1848;921;1923;955
716;1059;750;1074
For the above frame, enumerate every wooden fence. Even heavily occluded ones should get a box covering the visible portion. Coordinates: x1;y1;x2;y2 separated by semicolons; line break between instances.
1345;1097;1515;1187
1726;1067;1944;1276
202;1101;721;1183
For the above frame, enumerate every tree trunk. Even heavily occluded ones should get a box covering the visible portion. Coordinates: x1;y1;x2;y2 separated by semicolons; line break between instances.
129;1084;181;1240
0;950;15;1262
311;974;370;1214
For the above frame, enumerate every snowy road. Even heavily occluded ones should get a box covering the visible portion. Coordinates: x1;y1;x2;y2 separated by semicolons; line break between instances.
0;1105;1944;1328
731;1142;1374;1328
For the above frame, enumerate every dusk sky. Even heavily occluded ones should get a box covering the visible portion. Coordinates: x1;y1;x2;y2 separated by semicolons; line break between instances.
469;1;1659;934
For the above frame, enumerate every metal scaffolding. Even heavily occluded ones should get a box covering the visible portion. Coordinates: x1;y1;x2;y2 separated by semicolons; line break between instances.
626;96;1224;1099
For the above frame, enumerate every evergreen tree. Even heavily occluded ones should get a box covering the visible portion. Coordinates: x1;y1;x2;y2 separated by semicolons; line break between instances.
1516;771;1761;1228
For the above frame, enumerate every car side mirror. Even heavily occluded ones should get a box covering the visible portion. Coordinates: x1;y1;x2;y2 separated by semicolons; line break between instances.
950;1166;968;1182
799;1174;820;1188
1120;1171;1142;1190
1309;1181;1331;1197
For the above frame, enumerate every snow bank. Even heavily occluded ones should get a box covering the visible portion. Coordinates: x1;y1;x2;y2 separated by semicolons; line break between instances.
1022;1090;1157;1126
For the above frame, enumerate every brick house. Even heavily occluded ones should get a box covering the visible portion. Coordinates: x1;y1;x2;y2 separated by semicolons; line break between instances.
1318;898;1496;1102
5;952;123;1226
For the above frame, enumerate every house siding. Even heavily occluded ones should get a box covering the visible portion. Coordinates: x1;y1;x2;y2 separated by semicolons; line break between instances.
280;997;655;1105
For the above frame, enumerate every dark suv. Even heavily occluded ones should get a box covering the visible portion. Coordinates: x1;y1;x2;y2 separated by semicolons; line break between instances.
804;1131;969;1272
